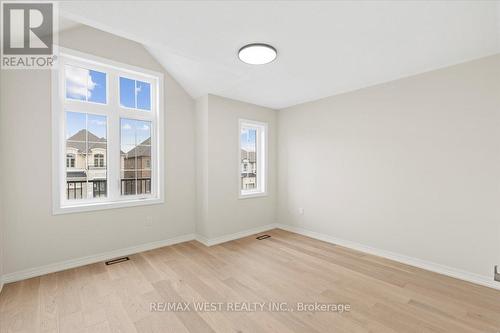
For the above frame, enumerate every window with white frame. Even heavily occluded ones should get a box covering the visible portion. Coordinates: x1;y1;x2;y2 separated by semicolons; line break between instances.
66;154;75;168
53;48;164;213
239;119;268;197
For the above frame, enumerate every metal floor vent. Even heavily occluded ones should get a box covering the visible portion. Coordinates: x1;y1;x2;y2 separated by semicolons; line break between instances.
256;234;271;240
105;257;130;265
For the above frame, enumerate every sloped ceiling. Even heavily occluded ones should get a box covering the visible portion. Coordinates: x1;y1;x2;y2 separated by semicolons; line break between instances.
61;1;500;109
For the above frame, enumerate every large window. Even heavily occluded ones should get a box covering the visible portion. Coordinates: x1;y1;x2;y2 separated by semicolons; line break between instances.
53;48;164;213
239;119;268;198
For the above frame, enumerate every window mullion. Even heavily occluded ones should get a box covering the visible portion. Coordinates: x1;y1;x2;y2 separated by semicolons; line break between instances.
108;72;120;202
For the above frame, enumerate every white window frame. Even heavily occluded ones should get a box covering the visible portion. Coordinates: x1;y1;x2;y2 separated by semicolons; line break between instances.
238;119;268;199
66;154;75;168
52;47;164;214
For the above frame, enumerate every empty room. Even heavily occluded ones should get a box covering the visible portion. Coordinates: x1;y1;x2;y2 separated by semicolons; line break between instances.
0;0;499;332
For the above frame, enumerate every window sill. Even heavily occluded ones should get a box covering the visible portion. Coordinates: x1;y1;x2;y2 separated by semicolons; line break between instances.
239;191;268;200
53;197;164;215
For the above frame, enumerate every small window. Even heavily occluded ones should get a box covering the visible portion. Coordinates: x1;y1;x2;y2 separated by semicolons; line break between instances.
239;119;267;198
65;65;107;104
94;153;105;168
66;154;75;168
119;77;151;111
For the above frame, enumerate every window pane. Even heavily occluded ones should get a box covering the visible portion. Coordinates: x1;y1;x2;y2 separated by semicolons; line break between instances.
66;112;107;200
136;80;151;111
136;145;151;170
120;77;135;108
121;170;137;195
135;120;151;145
120;119;150;151
137;177;151;195
65;65;106;104
120;118;136;145
121;169;137;196
121;143;136;196
88;70;107;104
66;111;86;139
121;145;136;170
88;145;107;168
65;66;87;101
120;118;153;196
137;145;151;194
87;114;107;142
240;127;257;191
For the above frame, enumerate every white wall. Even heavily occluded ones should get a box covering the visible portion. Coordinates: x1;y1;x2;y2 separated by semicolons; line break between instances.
0;25;197;275
278;54;500;279
195;95;277;239
195;95;209;237
0;67;3;288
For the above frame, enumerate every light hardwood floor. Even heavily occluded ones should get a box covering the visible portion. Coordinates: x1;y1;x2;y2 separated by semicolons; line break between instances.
1;229;499;332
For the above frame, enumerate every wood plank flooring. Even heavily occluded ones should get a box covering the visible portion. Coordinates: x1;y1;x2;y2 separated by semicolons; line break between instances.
1;229;499;332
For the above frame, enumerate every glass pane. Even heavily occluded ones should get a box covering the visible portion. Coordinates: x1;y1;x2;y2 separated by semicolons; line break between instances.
88;144;107;168
121;170;137;196
66;111;86;139
65;65;87;101
120;119;151;145
137;169;151;179
87;114;107;142
240;127;257;191
120;118;153;197
120;77;135;108
121;143;137;196
136;145;151;170
136;80;151;111
137;176;151;195
66;142;85;169
87;70;107;104
121;145;136;170
66;65;106;104
120;118;136;146
66;140;88;200
92;179;107;198
135;120;151;145
65;112;107;200
137;143;152;195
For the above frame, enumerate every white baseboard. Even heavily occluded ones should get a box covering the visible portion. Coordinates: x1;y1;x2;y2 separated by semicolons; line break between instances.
196;223;277;246
0;224;278;285
2;223;496;291
1;233;196;284
276;224;500;291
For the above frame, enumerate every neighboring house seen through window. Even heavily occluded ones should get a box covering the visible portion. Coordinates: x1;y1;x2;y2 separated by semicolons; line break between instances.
239;119;268;198
53;48;164;213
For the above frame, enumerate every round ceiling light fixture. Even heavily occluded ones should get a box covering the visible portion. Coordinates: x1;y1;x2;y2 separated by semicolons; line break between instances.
238;43;277;65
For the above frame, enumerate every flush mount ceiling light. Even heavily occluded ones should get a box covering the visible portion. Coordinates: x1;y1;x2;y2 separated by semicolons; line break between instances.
238;43;277;65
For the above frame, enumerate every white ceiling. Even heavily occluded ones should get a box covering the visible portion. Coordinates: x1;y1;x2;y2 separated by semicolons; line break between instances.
61;1;500;109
